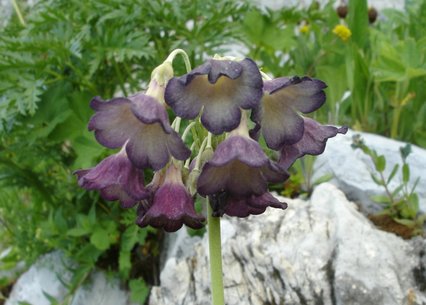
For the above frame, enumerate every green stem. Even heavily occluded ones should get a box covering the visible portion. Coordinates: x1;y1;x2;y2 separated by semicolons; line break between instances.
166;49;192;73
207;202;225;305
11;0;26;26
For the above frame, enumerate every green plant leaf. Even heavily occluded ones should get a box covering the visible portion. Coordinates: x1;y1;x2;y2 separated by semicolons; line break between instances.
370;194;391;204
129;278;149;304
90;228;111;251
402;163;410;183
375;155;386;172
387;164;399;184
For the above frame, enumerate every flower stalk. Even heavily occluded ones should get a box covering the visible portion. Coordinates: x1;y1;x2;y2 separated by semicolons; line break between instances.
207;200;225;305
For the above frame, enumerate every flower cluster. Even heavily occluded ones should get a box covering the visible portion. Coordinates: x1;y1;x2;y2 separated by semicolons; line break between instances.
75;52;347;232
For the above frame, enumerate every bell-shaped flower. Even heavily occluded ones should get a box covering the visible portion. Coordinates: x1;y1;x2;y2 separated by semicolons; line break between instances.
197;113;288;197
209;191;287;218
74;147;148;208
164;58;263;135
137;163;205;232
252;76;327;150
88;93;190;170
279;117;348;169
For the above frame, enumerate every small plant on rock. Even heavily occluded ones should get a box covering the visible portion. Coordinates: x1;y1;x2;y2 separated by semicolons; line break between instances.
351;134;425;238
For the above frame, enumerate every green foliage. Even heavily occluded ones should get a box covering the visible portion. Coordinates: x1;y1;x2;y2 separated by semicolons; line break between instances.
0;0;250;302
241;1;426;146
351;134;424;234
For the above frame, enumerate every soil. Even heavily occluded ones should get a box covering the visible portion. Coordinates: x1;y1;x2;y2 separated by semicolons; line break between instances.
368;214;416;239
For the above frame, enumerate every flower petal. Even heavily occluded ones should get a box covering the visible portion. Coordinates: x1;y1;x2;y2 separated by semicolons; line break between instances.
88;96;136;149
265;77;326;113
74;151;148;208
197;135;288;197
279;118;348;169
89;94;190;170
226;193;288;217
165;58;263;134
257;77;327;149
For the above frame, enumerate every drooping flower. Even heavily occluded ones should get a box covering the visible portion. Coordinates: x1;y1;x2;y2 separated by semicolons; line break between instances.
251;76;327;150
209;191;287;218
88;93;190;170
137;163;205;232
74;147;148;208
164;58;263;135
197;113;288;197
279;118;348;169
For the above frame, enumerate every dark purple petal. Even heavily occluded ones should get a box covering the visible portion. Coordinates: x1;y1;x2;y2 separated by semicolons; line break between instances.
88;94;190;170
210;192;287;217
279;118;348;169
74;151;148;208
257;76;327;149
88;96;135;149
265;77;327;113
136;165;205;232
165;58;263;134
197;135;288;197
130;94;172;132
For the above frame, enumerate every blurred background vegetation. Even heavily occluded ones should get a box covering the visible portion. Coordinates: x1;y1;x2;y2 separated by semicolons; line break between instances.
0;0;425;303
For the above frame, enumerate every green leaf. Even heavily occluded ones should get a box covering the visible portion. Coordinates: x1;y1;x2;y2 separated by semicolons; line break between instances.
375;155;386;172
67;227;90;237
90;228;111;251
402;163;410;183
370;173;383;186
119;250;131;277
313;173;333;186
370;194;391;204
348;0;369;48
387;164;399;184
129;278;149;304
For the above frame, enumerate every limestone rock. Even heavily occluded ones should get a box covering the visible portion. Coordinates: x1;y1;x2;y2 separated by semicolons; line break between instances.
313;129;426;213
6;252;134;305
149;183;426;305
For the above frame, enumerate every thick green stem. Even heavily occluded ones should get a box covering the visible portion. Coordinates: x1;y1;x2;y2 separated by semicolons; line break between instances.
207;202;225;305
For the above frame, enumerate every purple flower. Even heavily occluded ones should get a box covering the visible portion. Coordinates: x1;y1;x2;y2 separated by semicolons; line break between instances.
197;134;288;197
88;93;190;170
279;118;348;169
137;164;205;232
165;58;263;134
74;148;148;208
209;192;287;218
252;76;327;150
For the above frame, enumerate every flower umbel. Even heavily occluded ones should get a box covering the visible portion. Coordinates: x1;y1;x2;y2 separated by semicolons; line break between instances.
75;49;346;230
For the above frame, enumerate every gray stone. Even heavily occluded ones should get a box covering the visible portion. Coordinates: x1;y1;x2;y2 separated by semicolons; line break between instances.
6;252;73;305
70;271;134;305
149;183;426;305
6;252;135;305
313;129;426;214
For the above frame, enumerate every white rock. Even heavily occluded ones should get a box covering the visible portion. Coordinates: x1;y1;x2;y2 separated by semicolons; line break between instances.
149;184;426;305
313;129;426;213
71;271;134;305
6;252;134;305
6;252;73;305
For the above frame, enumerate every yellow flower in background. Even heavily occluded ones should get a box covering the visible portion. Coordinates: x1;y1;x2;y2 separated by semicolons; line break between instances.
333;24;352;42
300;24;310;34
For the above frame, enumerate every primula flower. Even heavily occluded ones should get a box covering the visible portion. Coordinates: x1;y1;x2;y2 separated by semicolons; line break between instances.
137;163;205;232
251;76;326;150
197;116;288;197
165;58;263;135
88;93;190;170
210;191;287;218
279;118;348;169
74;147;148;208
